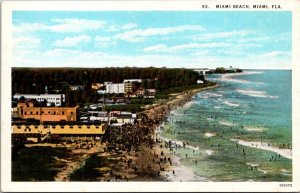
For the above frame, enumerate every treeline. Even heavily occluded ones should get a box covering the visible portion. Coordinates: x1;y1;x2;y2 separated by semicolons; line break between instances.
12;67;204;106
213;67;243;74
12;67;203;93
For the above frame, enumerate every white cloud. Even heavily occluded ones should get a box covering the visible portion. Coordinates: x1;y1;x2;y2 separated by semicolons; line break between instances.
107;23;138;32
115;25;204;42
14;19;106;34
13;37;41;50
121;23;138;30
143;42;232;53
260;51;290;58
192;30;254;41
94;36;113;47
54;35;91;47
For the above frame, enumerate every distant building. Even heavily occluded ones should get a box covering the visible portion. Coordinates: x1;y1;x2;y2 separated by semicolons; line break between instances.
13;94;65;106
123;79;143;93
105;82;125;94
109;111;136;125
197;80;204;84
124;82;133;93
116;114;136;124
133;87;156;98
123;79;142;83
125;92;137;98
225;66;237;72
91;83;103;90
69;85;85;91
16;101;78;122
97;89;106;94
194;68;210;75
136;87;145;97
144;89;156;98
88;111;108;122
11;107;19;118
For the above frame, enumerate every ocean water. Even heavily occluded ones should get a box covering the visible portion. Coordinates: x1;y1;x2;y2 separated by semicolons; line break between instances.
161;70;292;181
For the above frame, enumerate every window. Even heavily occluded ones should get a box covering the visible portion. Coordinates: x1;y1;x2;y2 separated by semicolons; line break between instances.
70;126;73;129
62;112;64;115
54;111;56;115
36;112;39;115
71;112;74;115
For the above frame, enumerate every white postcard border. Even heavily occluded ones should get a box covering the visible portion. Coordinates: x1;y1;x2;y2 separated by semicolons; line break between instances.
1;0;300;192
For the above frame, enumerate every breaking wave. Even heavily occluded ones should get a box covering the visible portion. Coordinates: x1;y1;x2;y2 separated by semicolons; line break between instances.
236;89;279;99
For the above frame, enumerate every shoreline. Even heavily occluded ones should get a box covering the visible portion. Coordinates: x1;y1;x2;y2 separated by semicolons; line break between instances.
142;83;220;181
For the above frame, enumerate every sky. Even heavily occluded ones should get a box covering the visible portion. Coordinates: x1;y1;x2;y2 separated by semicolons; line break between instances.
12;11;292;69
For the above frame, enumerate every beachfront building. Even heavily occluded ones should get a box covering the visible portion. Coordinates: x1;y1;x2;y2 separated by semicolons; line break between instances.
197;80;204;84
109;111;136;125
88;111;109;122
116;113;136;124
11;107;19;118
105;82;125;94
132;88;156;98
145;89;156;98
12;122;106;143
13;94;65;106
16;101;78;122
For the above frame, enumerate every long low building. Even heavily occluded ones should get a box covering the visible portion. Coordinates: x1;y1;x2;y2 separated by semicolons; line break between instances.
13;94;65;106
12;122;106;142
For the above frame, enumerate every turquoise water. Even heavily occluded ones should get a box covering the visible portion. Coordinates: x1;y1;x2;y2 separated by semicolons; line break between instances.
161;70;292;181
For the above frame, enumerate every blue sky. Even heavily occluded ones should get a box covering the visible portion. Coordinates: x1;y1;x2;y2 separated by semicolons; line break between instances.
12;11;291;69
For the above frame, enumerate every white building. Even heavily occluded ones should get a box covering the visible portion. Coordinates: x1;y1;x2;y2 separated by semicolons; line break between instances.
105;82;125;94
13;94;65;106
123;79;142;83
88;111;108;122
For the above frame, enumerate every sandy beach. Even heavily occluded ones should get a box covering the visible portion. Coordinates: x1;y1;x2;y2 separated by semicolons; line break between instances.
231;139;292;159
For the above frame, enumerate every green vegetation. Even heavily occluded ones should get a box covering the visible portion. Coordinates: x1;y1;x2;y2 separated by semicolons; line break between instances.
12;67;203;106
214;67;243;74
12;146;69;181
104;104;143;112
129;98;154;105
70;154;111;181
